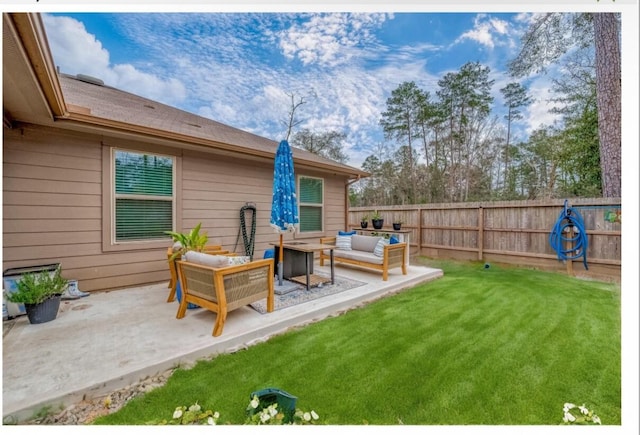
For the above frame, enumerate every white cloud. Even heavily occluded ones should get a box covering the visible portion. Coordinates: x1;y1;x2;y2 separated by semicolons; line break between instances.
490;17;509;35
523;76;562;134
43;15;110;76
43;14;187;108
456;14;511;49
278;13;389;67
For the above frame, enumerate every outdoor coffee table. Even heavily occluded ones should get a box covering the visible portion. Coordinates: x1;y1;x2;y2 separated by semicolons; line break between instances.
271;242;335;291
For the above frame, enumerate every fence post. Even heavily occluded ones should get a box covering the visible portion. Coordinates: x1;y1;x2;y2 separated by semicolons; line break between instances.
417;207;423;258
477;206;484;261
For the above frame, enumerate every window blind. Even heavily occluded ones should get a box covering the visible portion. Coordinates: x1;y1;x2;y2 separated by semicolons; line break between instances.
299;177;323;232
114;150;174;242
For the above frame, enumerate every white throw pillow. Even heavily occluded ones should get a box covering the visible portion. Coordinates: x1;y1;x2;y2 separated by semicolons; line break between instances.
373;238;389;257
336;235;353;251
183;251;229;268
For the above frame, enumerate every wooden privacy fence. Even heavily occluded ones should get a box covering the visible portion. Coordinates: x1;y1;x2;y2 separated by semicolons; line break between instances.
349;198;621;282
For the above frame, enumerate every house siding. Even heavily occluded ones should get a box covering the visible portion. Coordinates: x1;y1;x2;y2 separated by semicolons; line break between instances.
3;123;349;293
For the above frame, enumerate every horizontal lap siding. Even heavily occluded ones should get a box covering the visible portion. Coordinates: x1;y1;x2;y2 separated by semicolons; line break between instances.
3;124;350;292
0;127;213;291
321;175;347;233
181;151;275;253
1;125;132;291
181;155;346;255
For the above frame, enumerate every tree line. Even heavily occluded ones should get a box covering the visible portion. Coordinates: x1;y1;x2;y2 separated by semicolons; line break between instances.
288;13;621;206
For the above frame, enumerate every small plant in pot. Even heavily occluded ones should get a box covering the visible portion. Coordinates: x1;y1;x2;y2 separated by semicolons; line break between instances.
371;211;384;230
5;267;68;324
165;223;209;309
392;215;403;230
165;222;209;261
360;214;369;229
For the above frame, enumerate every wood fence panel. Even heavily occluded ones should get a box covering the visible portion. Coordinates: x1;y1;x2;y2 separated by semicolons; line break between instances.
350;198;621;282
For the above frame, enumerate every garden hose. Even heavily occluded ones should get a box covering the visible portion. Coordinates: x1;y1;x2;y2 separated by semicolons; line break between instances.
549;200;589;270
236;203;256;260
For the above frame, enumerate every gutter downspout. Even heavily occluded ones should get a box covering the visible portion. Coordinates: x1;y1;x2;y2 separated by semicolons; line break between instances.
345;175;361;230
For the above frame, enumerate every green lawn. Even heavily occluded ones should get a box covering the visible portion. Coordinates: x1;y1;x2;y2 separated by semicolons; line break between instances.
95;259;621;425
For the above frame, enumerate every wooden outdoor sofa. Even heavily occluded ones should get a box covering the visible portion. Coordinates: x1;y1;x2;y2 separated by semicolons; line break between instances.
319;234;407;281
175;253;274;337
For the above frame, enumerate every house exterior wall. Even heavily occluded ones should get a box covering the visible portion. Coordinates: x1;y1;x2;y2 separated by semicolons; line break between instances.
3;123;349;292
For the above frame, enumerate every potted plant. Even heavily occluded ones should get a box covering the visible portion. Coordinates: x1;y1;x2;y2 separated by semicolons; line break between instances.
360;214;369;229
392;215;403;231
165;222;209;261
371;211;384;230
5;267;68;324
165;223;209;309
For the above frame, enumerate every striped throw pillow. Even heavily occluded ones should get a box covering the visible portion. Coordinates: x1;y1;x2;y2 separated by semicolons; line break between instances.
336;235;353;251
373;238;389;257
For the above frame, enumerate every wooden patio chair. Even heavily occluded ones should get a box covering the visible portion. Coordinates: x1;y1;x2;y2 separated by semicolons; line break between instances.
176;258;274;336
166;245;227;302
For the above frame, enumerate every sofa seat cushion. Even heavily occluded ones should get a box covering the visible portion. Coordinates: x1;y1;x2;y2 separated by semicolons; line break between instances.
330;249;384;265
351;234;382;252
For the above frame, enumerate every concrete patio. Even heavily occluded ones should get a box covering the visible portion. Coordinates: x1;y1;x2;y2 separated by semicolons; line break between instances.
2;262;442;423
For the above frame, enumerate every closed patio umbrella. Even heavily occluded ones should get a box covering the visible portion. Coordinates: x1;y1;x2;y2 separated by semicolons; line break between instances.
270;140;299;286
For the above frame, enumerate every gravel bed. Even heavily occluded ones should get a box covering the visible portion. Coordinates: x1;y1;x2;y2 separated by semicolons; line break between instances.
20;369;174;425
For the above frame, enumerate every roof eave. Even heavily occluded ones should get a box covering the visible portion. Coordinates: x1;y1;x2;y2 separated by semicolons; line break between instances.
9;13;67;118
58;111;369;179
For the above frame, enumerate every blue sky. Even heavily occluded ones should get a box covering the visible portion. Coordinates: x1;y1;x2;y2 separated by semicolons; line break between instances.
40;11;569;167
11;2;631;172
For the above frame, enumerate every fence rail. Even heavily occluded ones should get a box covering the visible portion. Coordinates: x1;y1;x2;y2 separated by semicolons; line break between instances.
349;198;621;282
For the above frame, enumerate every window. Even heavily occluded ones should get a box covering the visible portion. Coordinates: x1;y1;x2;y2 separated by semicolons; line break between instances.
113;149;174;242
298;176;323;232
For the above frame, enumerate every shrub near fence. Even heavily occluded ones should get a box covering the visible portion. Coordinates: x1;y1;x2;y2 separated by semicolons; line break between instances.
349;198;621;282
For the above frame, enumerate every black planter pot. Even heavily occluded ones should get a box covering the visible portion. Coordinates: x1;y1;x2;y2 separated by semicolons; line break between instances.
360;221;368;229
25;295;61;324
372;219;384;230
393;223;402;230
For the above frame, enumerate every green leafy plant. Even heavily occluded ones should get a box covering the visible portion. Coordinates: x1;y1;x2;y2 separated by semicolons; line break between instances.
561;402;601;425
371;210;382;220
245;395;319;425
165;223;208;261
151;402;220;425
360;213;369;222
5;267;68;305
393;214;404;224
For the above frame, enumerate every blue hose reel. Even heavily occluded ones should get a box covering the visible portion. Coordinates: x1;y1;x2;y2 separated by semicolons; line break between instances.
549;200;588;270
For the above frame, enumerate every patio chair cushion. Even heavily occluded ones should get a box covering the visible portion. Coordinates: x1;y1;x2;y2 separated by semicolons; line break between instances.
373;238;389;257
336;235;353;251
183;251;229;268
351;234;382;253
